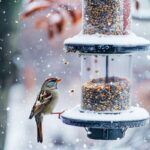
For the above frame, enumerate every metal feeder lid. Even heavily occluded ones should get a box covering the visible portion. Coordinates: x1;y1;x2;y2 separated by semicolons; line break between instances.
64;32;150;54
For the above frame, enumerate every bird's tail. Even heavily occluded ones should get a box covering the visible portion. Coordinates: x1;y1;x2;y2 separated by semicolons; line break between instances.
36;121;43;143
29;111;34;119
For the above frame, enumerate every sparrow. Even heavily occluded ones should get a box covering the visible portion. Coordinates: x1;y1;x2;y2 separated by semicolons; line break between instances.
29;77;64;143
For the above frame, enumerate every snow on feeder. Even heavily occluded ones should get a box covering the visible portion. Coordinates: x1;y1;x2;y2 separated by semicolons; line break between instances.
61;0;150;140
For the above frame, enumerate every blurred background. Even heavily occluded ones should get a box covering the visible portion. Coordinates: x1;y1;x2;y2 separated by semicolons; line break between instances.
1;0;150;150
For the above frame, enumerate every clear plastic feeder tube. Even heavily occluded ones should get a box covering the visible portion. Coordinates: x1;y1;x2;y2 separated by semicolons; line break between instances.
83;0;131;35
81;54;132;112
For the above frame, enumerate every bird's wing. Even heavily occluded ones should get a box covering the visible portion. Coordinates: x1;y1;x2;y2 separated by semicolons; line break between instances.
29;91;52;119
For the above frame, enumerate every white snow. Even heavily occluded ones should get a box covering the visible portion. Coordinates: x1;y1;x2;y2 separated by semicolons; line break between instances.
64;32;150;46
6;107;10;111
16;57;20;61
62;105;149;122
49;14;62;24
147;55;150;60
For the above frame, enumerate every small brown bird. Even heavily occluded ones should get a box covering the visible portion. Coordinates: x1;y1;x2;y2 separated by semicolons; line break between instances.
29;77;63;143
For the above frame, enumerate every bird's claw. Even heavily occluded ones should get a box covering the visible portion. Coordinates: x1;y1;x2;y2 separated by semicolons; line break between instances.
58;110;66;119
51;110;66;119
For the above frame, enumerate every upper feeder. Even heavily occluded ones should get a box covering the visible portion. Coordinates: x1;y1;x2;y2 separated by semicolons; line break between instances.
61;0;150;140
64;0;150;54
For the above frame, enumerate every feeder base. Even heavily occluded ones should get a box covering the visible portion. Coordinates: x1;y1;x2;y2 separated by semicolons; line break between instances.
64;32;150;54
87;128;126;140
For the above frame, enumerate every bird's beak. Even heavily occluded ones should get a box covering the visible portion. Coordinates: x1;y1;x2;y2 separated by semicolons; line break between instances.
56;78;62;83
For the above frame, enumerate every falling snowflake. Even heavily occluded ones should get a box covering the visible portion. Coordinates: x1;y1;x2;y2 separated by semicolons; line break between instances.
16;57;20;61
15;20;19;24
47;64;51;68
28;144;33;149
1;131;4;135
6;107;10;111
68;89;75;94
62;59;70;65
83;144;87;149
146;55;150;60
43;145;47;149
75;138;80;143
39;38;43;42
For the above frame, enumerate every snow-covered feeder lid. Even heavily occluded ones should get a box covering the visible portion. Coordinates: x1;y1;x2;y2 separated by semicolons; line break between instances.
132;0;150;20
64;33;150;54
61;105;149;129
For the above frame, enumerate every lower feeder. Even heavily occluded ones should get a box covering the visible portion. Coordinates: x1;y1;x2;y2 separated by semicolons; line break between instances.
62;105;149;140
61;33;150;140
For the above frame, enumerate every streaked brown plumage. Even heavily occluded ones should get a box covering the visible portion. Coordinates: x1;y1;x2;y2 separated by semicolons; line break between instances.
29;77;62;143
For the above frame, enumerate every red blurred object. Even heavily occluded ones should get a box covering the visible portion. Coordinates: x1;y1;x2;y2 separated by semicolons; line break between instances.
135;0;140;10
60;4;82;24
22;0;82;39
21;1;51;18
28;0;35;3
123;0;131;34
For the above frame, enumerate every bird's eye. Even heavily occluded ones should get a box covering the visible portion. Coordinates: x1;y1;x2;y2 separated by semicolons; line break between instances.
47;82;53;87
47;81;56;87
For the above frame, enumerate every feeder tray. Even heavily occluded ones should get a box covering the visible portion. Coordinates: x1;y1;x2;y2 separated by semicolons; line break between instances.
61;106;149;140
64;33;150;54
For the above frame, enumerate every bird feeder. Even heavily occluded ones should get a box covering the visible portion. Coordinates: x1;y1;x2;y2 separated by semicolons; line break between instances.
61;0;150;140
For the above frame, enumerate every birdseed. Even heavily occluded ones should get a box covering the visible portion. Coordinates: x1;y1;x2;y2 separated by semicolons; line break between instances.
83;0;131;35
81;77;130;112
